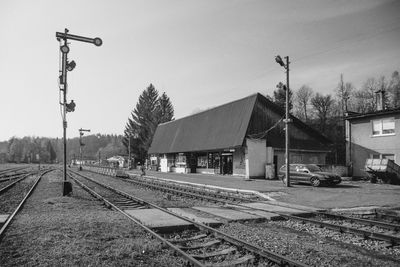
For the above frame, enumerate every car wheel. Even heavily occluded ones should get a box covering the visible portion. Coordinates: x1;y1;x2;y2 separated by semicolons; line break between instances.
310;177;320;187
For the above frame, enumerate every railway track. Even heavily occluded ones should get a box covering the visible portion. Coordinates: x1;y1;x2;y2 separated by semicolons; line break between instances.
85;168;261;204
0;166;30;180
81;168;400;252
68;170;308;267
0;171;36;194
0;168;55;241
373;210;400;224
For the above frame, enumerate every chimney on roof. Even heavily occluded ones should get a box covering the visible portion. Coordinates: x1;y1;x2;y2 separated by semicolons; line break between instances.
375;89;385;111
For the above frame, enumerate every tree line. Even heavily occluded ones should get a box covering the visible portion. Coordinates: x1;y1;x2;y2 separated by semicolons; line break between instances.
0;134;125;164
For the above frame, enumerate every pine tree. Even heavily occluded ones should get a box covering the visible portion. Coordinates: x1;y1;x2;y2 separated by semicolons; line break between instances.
124;84;174;163
273;82;293;111
157;92;174;124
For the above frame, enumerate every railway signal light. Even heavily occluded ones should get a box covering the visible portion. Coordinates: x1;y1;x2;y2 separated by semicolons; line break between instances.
275;55;285;68
56;28;102;195
66;60;76;71
66;100;76;112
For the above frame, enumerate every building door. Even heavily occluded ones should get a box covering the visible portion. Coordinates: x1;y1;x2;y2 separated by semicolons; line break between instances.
273;155;278;179
221;154;233;175
189;154;197;173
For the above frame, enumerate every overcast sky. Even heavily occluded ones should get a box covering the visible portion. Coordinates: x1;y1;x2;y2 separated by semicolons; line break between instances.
1;0;399;141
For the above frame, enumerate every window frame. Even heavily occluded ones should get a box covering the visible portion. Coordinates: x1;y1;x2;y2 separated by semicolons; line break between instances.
371;117;395;136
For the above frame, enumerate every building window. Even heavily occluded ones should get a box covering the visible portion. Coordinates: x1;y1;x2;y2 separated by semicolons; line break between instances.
208;153;214;168
197;154;207;168
175;153;186;167
372;118;395;136
370;153;395;162
382;154;395;161
167;155;175;167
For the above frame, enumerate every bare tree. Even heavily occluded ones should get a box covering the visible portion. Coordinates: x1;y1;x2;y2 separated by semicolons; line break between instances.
335;74;354;115
311;93;335;133
351;77;378;113
294;85;313;122
388;71;400;108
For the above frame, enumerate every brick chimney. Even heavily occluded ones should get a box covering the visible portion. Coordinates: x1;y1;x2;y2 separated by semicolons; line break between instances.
375;89;385;111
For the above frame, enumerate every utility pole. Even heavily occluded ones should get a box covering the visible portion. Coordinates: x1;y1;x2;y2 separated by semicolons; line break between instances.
79;128;91;171
128;135;131;169
275;55;291;187
56;28;102;196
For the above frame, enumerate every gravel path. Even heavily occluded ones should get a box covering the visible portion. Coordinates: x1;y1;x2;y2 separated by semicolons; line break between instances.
0;170;185;266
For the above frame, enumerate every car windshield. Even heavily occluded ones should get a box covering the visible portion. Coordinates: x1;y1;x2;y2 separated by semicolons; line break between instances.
306;165;322;172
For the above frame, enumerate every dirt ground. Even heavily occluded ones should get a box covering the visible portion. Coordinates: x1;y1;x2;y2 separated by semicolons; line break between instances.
0;170;184;266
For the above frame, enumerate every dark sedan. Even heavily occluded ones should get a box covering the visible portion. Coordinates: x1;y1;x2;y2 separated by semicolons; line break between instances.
279;164;342;187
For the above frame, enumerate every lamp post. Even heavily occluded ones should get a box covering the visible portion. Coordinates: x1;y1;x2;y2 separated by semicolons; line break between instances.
275;55;291;187
56;28;102;196
79;128;91;171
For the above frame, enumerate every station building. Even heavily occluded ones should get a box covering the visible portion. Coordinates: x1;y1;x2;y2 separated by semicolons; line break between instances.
148;93;331;179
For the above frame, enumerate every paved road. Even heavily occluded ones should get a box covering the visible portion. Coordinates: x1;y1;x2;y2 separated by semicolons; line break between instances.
127;169;400;210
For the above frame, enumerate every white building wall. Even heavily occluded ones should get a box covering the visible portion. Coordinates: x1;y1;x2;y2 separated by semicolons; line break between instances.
245;138;267;179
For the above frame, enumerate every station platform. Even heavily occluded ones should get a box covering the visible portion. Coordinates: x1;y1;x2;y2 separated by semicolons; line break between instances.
126;169;400;210
123;203;312;231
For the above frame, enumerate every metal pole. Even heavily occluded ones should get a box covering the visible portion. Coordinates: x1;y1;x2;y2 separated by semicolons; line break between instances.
56;28;102;196
79;133;82;171
285;56;291;187
61;36;68;187
128;135;131;169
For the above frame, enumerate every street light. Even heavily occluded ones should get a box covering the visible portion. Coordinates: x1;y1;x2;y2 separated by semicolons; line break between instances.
79;128;91;171
56;28;102;196
275;55;291;187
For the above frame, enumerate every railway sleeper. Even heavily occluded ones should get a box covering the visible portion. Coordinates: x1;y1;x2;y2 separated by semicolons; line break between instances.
166;234;208;243
177;239;220;250
204;254;255;267
189;247;237;259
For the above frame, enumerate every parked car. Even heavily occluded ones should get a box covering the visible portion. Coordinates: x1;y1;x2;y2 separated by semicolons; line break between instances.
279;164;341;187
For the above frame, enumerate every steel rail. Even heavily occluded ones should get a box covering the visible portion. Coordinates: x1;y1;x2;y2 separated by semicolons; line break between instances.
0;172;36;194
225;202;400;246
0;169;55;241
125;177;242;204
84;167;259;202
0;173;28;182
69;169;308;267
67;171;205;267
317;211;400;232
0;166;29;175
0;167;30;179
110;173;258;203
375;211;400;223
83;168;400;247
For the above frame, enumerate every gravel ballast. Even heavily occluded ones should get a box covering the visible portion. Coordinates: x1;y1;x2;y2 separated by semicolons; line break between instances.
218;221;400;266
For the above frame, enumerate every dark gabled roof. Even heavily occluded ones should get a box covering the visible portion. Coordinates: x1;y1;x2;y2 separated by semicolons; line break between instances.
345;108;400;121
254;94;332;145
148;94;257;154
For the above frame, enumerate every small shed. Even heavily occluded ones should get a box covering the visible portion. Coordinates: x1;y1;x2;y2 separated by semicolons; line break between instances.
107;156;125;168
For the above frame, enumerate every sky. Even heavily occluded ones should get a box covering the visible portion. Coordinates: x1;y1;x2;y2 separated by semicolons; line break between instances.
0;0;399;141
